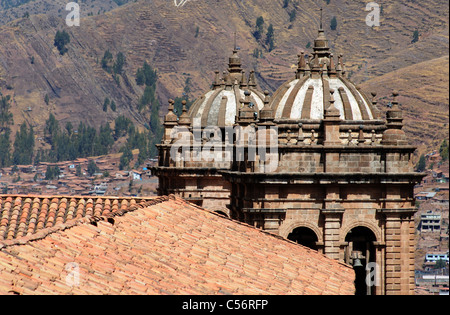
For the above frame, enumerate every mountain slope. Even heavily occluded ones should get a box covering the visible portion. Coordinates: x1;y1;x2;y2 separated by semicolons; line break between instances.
0;0;134;25
360;55;449;157
0;0;448;154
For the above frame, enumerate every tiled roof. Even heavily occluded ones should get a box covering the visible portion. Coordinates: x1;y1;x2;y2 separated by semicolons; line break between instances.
0;195;154;241
0;194;355;295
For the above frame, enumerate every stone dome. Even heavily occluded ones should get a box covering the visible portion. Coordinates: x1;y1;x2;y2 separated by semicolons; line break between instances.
269;28;380;123
188;50;265;128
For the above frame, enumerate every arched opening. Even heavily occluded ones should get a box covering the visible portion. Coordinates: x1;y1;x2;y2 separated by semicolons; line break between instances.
345;226;377;296
287;227;319;251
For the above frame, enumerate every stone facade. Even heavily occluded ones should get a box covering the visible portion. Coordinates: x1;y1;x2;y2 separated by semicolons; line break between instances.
152;26;425;295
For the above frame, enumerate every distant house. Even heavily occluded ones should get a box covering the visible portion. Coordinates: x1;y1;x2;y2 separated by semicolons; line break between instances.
438;172;449;183
115;171;129;180
425;251;449;264
89;182;108;196
427;152;441;163
416;191;437;200
130;170;143;181
440;287;449;296
420;211;441;232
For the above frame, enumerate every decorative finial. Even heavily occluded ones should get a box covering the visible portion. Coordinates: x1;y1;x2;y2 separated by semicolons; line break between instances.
213;70;221;89
164;99;178;124
178;100;191;126
392;91;399;101
328;53;336;77
297;51;306;78
320;7;323;30
358;125;365;146
248;70;257;87
240;70;247;88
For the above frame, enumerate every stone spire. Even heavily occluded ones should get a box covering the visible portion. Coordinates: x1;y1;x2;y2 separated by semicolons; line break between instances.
213;70;221;89
313;8;331;60
311;52;321;79
248;70;257;87
336;54;343;76
163;99;178;144
328;53;337;78
228;49;243;75
178;100;191;127
323;89;342;146
371;92;382;119
164;99;178;124
237;91;258;125
382;91;407;146
297;51;307;78
259;90;274;123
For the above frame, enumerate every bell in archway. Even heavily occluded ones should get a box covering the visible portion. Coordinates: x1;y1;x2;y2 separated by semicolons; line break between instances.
353;258;363;268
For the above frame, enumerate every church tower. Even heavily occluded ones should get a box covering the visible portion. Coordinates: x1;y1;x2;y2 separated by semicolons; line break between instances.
152;25;425;295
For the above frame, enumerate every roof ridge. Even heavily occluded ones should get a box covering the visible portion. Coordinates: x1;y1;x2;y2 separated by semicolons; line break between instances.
179;196;353;270
0;195;171;250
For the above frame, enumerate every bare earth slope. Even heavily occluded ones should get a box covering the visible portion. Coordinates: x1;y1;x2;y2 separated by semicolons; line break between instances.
360;55;449;156
0;0;448;155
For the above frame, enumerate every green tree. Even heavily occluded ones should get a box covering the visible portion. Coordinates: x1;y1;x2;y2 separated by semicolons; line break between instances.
265;24;275;52
101;50;114;73
114;115;133;139
75;164;82;177
113;52;125;75
138;85;157;111
194;26;200;38
434;259;447;270
44;113;59;144
13;122;34;165
45;165;60;180
439;139;448;161
412;30;419;43
416;154;426;172
54;30;70;55
0;96;14;133
87;160;99;177
253;16;265;40
289;9;296;22
119;145;133;170
330;16;337;30
103;97;110;112
136;61;158;87
0;129;11;167
136;68;146;86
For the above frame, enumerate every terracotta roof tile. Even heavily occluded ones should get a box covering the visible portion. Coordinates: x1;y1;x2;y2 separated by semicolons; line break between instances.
0;194;355;295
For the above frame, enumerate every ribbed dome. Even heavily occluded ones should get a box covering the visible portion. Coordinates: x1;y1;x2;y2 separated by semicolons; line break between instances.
188;50;265;128
271;75;377;121
269;29;379;122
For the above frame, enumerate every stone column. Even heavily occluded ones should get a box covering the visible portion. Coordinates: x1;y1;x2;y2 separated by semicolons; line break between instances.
374;241;386;295
322;184;344;260
382;210;416;295
322;210;344;260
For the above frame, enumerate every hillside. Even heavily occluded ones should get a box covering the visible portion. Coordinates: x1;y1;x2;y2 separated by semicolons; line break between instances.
0;0;134;25
361;55;449;158
0;0;448;156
